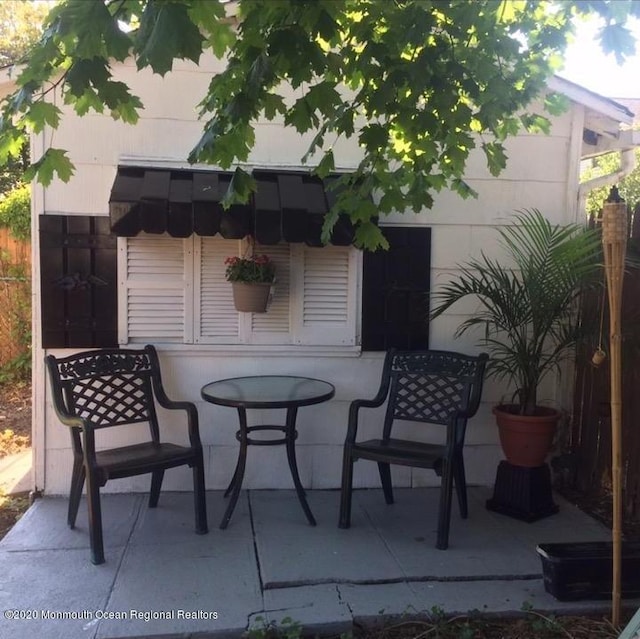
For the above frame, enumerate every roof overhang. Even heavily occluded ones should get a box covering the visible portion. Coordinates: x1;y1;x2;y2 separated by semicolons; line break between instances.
547;76;638;159
109;166;358;246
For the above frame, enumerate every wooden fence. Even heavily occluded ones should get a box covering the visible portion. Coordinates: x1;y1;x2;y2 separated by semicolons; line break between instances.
571;203;640;523
0;227;31;369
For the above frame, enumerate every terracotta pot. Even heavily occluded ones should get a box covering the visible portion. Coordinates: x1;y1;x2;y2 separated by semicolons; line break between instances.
493;404;560;468
231;282;272;313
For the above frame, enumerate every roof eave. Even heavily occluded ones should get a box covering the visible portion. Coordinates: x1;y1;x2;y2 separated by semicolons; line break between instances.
548;75;635;125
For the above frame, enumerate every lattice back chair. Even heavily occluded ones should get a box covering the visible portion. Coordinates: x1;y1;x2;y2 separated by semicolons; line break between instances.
46;345;208;564
339;349;488;550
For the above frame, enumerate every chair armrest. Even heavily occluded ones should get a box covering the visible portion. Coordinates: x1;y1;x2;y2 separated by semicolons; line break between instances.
345;399;383;443
163;400;202;448
145;345;203;448
51;410;86;430
46;354;89;431
344;350;395;443
151;381;202;448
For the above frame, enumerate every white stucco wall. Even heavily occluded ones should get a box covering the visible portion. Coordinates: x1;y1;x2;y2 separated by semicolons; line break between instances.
33;53;585;496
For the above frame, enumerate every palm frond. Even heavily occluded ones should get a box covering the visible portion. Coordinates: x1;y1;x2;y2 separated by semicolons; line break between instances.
430;209;601;415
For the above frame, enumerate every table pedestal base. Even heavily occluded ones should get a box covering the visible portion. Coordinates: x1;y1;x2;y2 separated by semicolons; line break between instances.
220;406;316;529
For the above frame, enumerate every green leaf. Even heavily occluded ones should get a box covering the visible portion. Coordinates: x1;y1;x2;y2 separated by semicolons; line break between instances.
0;128;26;165
100;81;140;111
314;150;335;179
67;89;105;116
205;21;237;58
24;102;62;133
359;124;389;152
451;178;478;199
135;2;204;75
482;142;508;177
221;167;256;209
544;92;570;117
26;148;74;186
284;98;317;133
379;188;405;214
55;0;120;59
188;0;231;58
520;113;551;134
10;85;35;113
262;93;287;120
66;58;111;98
354;222;389;251
598;22;636;64
111;95;143;124
305;81;341;112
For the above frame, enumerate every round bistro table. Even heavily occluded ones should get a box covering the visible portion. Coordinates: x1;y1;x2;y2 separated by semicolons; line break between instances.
201;375;335;529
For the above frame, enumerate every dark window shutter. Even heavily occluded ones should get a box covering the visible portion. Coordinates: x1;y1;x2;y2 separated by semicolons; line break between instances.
362;227;431;351
39;215;118;348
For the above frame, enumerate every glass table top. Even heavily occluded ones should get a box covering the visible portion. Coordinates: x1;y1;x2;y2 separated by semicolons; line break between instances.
201;375;335;408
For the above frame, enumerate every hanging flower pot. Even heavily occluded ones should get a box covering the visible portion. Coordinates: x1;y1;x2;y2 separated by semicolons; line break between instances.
231;281;272;313
224;251;275;313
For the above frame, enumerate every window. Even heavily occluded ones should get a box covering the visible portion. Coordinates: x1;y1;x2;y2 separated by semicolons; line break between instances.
118;234;358;347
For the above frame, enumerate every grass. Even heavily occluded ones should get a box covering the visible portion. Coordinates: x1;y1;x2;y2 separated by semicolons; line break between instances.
247;607;627;639
0;427;29;456
0;381;31;541
0;488;29;540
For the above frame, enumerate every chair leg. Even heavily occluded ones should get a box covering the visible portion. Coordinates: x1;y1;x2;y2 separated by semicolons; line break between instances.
68;458;85;529
338;449;354;528
193;452;208;535
378;462;394;504
453;454;468;519
85;471;105;565
149;470;164;508
436;459;455;550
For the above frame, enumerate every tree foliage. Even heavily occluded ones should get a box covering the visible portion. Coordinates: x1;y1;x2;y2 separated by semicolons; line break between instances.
0;0;49;195
583;149;640;216
0;184;31;240
0;0;50;67
0;0;639;248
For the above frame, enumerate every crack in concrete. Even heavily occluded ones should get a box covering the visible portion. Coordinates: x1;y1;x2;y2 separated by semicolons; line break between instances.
93;494;145;639
335;583;355;618
246;491;266;632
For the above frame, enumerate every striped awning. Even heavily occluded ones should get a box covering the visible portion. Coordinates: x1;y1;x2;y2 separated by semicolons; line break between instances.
108;166;357;246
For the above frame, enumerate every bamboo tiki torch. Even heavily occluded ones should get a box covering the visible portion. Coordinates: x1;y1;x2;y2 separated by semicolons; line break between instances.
601;188;627;627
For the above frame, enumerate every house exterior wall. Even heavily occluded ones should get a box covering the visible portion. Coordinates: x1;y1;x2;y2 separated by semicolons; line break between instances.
33;54;583;495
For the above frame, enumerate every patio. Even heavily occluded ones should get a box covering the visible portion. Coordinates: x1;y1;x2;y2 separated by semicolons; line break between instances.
0;486;633;639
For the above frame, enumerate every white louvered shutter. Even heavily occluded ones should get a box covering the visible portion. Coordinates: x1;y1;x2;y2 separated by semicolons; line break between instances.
195;236;240;342
293;245;357;345
118;234;191;344
248;243;291;343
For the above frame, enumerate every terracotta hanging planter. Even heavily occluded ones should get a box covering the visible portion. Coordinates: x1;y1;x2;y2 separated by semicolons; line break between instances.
232;281;272;313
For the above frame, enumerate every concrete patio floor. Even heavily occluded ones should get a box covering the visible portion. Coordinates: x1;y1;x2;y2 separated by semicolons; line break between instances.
0;487;635;639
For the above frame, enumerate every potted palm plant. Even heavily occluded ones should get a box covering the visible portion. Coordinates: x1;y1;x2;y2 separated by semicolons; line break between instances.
431;209;601;519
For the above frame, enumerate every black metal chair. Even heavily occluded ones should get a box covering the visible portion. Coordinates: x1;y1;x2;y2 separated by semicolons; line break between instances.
339;349;488;550
46;345;208;564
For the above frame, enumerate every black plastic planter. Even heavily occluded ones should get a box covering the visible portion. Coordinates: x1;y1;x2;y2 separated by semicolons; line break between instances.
537;541;640;601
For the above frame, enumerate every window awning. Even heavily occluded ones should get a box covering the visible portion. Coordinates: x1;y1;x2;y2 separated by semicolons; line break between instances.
108;166;358;246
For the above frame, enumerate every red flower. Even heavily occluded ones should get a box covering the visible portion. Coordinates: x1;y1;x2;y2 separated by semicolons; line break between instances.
224;253;275;283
